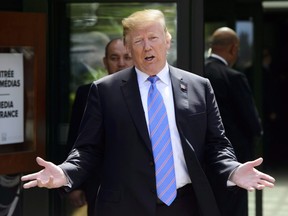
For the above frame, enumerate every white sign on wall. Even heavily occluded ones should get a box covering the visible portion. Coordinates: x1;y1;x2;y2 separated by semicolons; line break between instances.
0;53;24;145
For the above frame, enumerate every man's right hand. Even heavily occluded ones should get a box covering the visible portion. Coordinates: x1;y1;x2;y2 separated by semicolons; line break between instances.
21;157;68;189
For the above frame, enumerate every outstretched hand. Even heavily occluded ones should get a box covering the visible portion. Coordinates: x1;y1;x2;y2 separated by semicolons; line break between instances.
230;157;275;191
21;157;68;189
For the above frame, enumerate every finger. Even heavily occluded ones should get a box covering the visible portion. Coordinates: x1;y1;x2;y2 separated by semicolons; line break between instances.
21;173;39;181
36;157;49;167
258;179;275;188
254;171;276;184
254;184;265;190
259;173;276;183
247;186;255;192
247;183;264;191
249;178;274;191
251;157;263;167
23;180;38;189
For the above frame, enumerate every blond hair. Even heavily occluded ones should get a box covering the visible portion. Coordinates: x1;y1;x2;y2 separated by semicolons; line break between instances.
122;9;171;44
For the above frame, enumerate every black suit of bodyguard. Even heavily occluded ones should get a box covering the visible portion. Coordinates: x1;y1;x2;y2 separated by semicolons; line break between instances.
205;57;262;162
204;27;262;164
21;10;275;216
204;27;263;216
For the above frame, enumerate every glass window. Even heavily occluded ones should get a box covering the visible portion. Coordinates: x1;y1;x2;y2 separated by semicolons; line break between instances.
67;2;177;100
235;20;254;71
204;22;226;58
64;3;177;214
204;21;254;72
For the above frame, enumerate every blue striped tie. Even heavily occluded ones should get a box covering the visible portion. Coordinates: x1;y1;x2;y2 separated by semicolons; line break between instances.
147;76;177;206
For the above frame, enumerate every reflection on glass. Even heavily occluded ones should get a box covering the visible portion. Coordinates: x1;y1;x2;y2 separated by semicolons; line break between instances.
68;2;177;97
235;20;254;71
204;21;254;71
204;22;226;58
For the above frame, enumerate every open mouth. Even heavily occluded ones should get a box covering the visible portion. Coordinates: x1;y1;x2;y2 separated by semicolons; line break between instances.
145;55;155;61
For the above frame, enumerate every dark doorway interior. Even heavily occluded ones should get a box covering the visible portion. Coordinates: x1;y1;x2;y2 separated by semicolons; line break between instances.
262;11;288;170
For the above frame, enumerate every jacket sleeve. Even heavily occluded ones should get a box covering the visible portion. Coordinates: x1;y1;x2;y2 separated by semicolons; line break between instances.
59;83;104;191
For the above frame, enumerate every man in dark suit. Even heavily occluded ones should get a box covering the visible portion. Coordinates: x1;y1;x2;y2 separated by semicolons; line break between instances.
66;38;133;215
21;10;275;216
204;27;263;216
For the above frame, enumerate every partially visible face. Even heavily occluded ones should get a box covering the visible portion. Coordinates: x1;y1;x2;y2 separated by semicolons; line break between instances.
125;22;171;76
103;39;133;74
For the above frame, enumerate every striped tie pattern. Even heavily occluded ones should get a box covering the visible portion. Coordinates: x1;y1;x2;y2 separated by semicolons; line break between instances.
147;76;177;206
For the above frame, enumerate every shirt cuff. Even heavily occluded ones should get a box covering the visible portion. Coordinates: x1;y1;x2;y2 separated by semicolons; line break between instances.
62;169;72;189
227;167;237;186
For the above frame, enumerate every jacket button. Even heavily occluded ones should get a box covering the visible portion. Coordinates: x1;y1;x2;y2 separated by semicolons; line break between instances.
149;161;154;166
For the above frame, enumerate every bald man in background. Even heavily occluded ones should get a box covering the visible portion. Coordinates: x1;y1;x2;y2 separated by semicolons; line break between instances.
204;27;263;216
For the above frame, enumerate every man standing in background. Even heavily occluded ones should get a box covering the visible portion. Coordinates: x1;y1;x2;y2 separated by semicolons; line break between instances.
204;27;263;216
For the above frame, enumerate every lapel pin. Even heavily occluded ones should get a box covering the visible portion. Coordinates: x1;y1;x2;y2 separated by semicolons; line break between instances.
180;83;187;92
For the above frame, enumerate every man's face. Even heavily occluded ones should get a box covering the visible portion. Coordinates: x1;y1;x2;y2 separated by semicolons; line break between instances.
126;22;171;76
103;40;133;74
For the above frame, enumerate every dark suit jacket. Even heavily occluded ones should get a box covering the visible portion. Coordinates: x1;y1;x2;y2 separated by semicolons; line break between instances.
204;57;263;162
60;65;240;216
67;83;91;153
66;83;99;216
204;57;263;216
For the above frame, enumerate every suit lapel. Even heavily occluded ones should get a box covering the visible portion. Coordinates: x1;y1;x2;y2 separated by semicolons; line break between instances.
169;66;189;119
120;68;152;152
170;66;221;216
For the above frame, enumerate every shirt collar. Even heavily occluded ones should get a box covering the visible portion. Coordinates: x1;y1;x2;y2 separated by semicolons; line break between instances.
135;62;170;85
210;53;228;66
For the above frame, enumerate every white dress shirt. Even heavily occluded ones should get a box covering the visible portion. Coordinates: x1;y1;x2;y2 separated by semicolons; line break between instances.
135;62;191;189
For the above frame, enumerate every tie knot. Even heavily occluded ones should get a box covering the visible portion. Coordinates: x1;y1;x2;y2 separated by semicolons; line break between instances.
148;76;159;84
